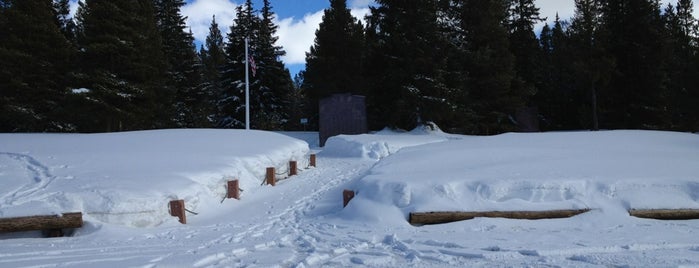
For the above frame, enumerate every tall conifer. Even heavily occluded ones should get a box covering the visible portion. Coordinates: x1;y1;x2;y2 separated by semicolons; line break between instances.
599;0;668;129
365;0;447;130
0;0;73;131
453;0;520;134
200;15;226;124
218;0;257;128
303;0;365;128
77;0;167;131
155;0;205;127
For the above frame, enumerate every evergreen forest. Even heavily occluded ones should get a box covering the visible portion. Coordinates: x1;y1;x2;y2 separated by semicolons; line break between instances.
1;0;698;134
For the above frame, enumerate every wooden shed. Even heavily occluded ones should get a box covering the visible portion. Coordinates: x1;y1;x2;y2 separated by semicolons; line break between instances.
319;94;368;147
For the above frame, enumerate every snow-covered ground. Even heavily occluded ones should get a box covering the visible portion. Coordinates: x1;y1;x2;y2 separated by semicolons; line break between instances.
1;128;699;267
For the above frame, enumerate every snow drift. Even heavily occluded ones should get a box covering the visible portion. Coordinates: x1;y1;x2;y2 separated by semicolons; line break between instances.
0;129;309;227
338;130;699;223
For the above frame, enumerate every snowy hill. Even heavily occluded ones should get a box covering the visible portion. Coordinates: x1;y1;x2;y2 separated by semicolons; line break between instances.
1;129;699;267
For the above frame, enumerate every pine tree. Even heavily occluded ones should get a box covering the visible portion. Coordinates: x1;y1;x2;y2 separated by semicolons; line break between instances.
599;0;669;129
0;0;73;132
506;0;545;105
365;0;448;130
53;0;76;44
537;15;578;130
663;0;699;131
217;0;293;130
199;15;226;125
77;0;167;132
567;0;613;130
218;0;258;128
254;0;293;130
448;0;521;134
155;0;205;127
287;72;309;131
303;0;365;128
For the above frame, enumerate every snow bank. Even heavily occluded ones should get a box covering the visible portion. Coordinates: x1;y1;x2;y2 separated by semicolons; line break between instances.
343;130;699;223
0;129;309;227
321;125;455;159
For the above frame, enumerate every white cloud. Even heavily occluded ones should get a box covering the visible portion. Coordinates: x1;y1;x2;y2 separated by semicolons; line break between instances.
181;0;238;45
276;6;373;66
275;11;324;65
350;7;372;23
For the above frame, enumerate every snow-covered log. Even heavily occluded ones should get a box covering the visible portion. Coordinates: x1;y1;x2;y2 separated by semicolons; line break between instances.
0;212;83;236
629;209;699;220
409;209;591;225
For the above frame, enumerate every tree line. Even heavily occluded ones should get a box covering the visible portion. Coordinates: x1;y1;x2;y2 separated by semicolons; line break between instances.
1;0;293;132
1;0;698;134
304;0;699;133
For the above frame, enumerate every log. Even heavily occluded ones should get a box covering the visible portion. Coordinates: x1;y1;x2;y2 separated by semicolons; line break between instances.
0;212;83;233
409;209;591;225
629;209;699;220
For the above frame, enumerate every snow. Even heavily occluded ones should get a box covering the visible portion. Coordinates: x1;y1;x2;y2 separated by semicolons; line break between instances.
0;129;309;226
2;128;699;267
71;88;90;94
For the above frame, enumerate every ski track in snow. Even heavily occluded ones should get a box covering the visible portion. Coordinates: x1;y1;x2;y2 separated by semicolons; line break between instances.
0;152;58;206
2;155;699;267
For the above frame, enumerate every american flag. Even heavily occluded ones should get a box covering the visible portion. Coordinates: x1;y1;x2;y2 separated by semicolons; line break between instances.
249;55;257;77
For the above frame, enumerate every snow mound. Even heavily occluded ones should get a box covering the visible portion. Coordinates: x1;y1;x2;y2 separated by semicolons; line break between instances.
344;130;699;222
321;126;453;160
0;129;309;227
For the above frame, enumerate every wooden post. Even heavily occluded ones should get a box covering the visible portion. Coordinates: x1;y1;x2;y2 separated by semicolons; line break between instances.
169;200;186;224
289;161;298;176
310;154;316;167
0;212;83;235
266;167;276;186
343;190;355;208
227;179;240;200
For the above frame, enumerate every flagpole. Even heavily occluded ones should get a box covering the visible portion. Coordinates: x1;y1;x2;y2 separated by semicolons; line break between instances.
244;37;250;130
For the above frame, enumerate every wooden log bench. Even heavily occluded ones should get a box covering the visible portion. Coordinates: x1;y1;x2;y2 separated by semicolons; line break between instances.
409;209;591;225
629;209;699;220
0;212;83;237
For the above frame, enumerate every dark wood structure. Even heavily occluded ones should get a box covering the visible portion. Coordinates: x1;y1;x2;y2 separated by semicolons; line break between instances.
319;94;368;147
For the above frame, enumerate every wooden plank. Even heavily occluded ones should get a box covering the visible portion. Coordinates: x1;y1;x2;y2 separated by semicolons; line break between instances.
629;209;699;220
409;209;591;225
0;212;83;233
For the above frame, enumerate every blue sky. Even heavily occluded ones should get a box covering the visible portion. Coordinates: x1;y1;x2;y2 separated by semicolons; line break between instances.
180;0;375;76
70;0;694;77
